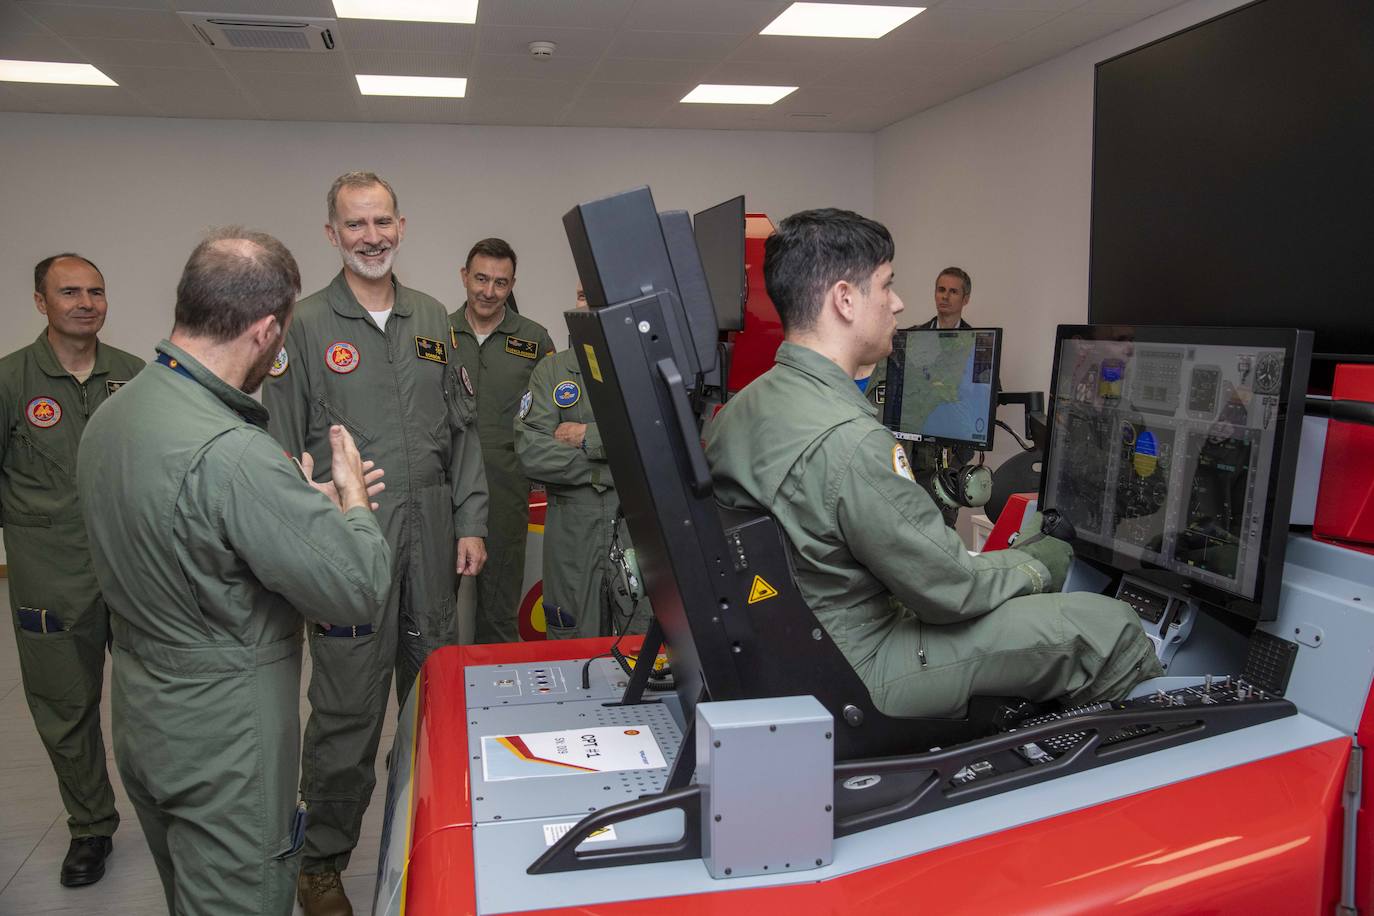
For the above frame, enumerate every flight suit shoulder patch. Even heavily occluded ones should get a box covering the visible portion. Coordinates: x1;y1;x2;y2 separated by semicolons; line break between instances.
553;380;580;408
268;347;289;378
416;336;448;364
519;390;532;419
26;396;61;428
325;341;360;374
505;336;539;359
106;379;130;394
875;382;886;405
892;443;915;482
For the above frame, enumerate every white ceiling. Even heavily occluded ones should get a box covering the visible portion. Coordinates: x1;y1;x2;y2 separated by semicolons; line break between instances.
0;0;1189;131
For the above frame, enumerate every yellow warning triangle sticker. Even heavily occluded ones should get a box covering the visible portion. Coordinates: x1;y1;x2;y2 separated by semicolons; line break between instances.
747;575;779;604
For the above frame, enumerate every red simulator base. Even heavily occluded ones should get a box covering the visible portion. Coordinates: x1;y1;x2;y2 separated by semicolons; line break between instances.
379;637;1356;915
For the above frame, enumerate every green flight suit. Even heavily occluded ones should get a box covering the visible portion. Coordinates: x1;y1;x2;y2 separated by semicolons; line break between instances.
514;348;650;640
263;271;487;876
77;340;391;916
705;342;1160;718
450;305;554;643
0;331;141;841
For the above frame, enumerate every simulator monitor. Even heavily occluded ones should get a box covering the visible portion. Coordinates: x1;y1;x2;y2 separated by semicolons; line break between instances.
564;186;717;391
1040;325;1312;621
883;327;1001;450
693;195;746;333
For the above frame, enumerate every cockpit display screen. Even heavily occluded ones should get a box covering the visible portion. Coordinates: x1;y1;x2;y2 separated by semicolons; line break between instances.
1041;325;1311;620
883;327;1001;451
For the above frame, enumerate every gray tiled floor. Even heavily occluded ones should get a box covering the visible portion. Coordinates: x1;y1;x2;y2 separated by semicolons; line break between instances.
0;587;397;915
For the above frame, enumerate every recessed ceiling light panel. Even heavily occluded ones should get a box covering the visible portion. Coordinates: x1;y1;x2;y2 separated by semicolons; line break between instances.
333;1;478;25
681;84;797;105
356;74;467;97
0;60;117;86
761;2;924;39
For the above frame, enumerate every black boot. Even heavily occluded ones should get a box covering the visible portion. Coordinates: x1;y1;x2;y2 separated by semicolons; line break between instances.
60;836;112;887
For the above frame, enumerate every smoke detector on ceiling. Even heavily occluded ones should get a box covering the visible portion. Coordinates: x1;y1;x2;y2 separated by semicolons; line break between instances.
180;12;337;53
528;41;557;59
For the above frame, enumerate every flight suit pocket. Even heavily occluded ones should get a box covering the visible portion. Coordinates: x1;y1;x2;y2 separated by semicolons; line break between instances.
273;801;308;860
442;369;476;431
306;628;381;717
315;397;374;448
14;623;87;708
7;430;68;486
434;370;476;464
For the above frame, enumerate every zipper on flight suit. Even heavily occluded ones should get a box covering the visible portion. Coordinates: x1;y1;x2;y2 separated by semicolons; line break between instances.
15;430;69;476
917;619;928;668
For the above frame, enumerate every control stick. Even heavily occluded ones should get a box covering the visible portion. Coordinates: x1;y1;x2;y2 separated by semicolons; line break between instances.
1040;508;1075;542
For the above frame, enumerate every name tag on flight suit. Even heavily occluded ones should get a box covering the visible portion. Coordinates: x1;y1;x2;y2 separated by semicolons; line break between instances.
505;336;539;359
416;336;448;364
106;379;129;395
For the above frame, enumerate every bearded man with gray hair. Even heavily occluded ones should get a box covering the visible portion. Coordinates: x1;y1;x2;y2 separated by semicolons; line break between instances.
262;171;488;916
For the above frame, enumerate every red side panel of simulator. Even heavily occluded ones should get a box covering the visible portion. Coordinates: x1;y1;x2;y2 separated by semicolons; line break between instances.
724;215;781;394
1314;364;1374;554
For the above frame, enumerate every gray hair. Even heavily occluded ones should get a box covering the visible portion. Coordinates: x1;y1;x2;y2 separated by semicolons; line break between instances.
326;171;399;223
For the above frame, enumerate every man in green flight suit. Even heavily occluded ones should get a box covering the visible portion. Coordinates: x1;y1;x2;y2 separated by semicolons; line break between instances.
515;285;649;639
450;238;555;643
705;209;1160;719
77;228;393;916
263;172;488;916
1;253;142;888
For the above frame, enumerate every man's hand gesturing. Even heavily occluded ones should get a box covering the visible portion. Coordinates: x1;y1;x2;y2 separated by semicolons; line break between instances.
299;425;385;512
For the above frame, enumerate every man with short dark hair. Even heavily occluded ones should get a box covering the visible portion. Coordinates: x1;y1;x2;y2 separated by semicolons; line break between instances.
705;209;1160;719
78;227;392;915
263;172;488;915
1;253;142;888
450;238;554;643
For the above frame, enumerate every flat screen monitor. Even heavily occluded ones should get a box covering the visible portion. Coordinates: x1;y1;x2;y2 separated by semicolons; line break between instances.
1040;324;1312;621
563;186;706;387
693;195;746;332
882;327;1001;450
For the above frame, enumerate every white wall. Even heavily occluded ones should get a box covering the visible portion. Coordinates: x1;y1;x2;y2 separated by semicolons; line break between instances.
1;114;872;565
875;0;1251;472
1;115;874;359
0;0;1264;566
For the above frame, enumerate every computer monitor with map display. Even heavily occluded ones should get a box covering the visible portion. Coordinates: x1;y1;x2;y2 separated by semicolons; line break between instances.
1040;324;1311;621
882;327;1001;450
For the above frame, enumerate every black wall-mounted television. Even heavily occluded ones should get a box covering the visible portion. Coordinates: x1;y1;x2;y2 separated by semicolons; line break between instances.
1088;0;1374;362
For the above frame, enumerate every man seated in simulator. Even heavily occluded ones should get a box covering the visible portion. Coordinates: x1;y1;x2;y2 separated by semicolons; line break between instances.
704;209;1162;718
